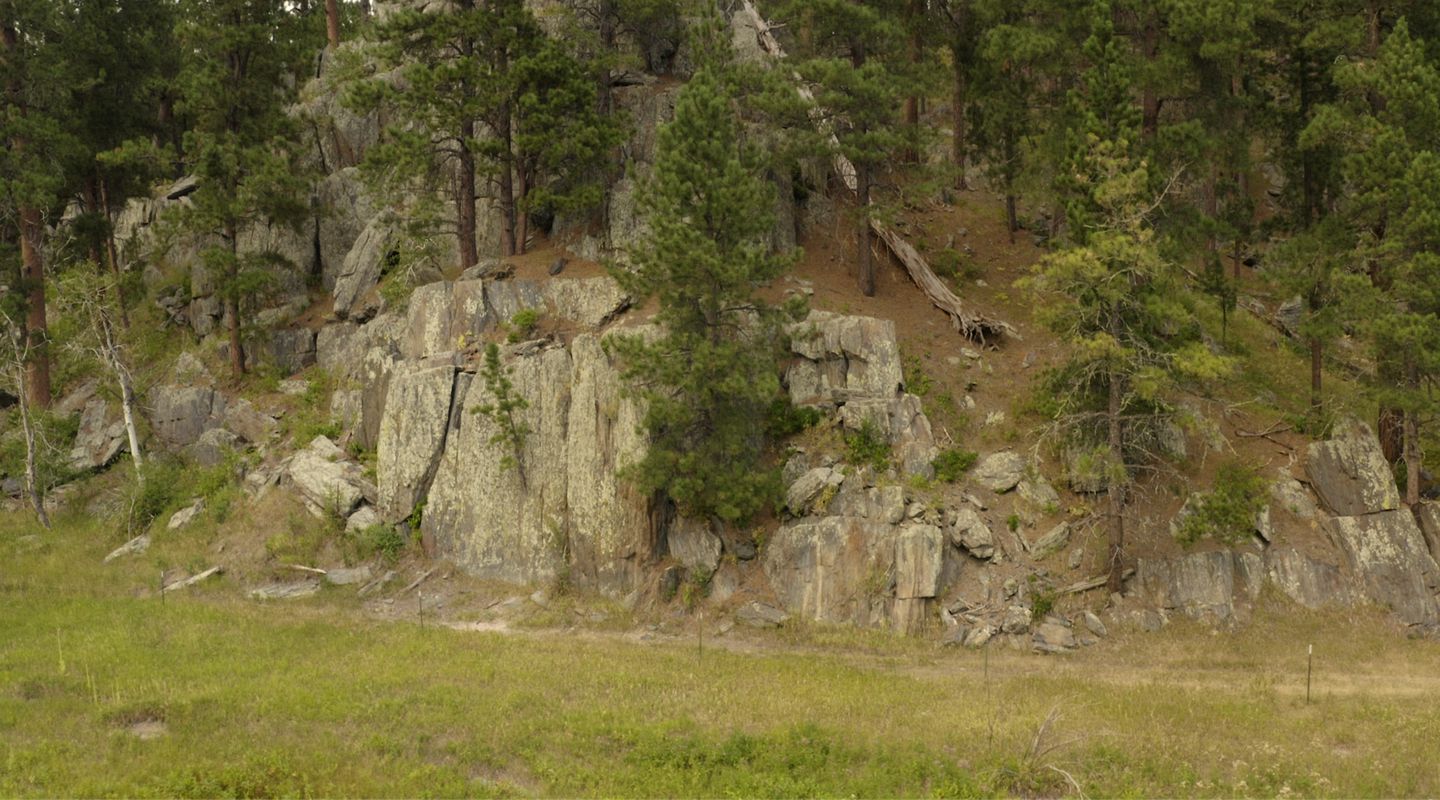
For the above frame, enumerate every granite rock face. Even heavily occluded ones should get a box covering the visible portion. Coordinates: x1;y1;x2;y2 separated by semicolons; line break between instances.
1306;420;1401;516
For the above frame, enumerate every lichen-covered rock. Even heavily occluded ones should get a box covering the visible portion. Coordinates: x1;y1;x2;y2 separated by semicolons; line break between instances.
402;280;495;359
667;517;722;573
256;328;317;374
1026;522;1071;560
1416;503;1440;563
332;218;392;320
894;524;944;599
185;428;241;467
376;361;463;522
315;169;377;291
973;451;1025;493
222;397;278;444
148;386;225;447
785;467;843;515
68;399;126;471
1136;550;1262;621
1326;510;1440;626
786;312;903;405
947;507;994;559
1272;477;1320;520
285;435;377;518
1306;420;1401;516
423;345;572;584
1265;547;1350;610
829;481;905;524
541;277;631;328
419;332;650;593
1017;473;1060;510
763;516;899;627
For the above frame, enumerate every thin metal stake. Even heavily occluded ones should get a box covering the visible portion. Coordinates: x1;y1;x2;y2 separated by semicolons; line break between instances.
160;570;165;604
1306;644;1313;704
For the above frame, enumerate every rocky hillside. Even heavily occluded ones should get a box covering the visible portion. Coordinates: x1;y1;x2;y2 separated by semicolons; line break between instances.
8;7;1440;654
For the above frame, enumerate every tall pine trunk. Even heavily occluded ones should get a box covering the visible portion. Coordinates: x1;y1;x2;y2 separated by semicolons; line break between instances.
325;0;340;48
951;43;967;191
1106;368;1125;594
498;109;517;257
456;127;479;271
20;207;49;408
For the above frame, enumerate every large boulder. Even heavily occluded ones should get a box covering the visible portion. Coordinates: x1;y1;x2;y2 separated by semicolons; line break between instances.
68;399;126;471
420;332;650;593
376;361;464;522
1306;420;1401;516
786;312;903;406
946;507;994;559
148;386;225;448
285;436;378;518
895;525;944;599
1326;510;1440;626
667;517;723;573
1135;550;1263;622
1265;547;1351;610
763;516;901;628
332;217;393;320
315;168;378;291
973;451;1026;493
402;279;499;360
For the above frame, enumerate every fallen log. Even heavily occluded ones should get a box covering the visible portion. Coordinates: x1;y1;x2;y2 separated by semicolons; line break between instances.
739;1;1014;343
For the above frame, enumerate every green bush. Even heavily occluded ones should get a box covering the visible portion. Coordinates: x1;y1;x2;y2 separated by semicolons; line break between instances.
764;398;822;438
1175;461;1269;545
506;308;541;343
844;420;891;472
125;461;187;533
348;523;409;563
931;448;978;483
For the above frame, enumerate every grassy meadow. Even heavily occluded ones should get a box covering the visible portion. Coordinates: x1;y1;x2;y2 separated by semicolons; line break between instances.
3;507;1440;798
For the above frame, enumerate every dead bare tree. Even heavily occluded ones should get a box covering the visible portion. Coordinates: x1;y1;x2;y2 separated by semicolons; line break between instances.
55;270;144;480
0;302;50;528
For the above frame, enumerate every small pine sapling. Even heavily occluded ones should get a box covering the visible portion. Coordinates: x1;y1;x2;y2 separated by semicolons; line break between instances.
474;343;532;486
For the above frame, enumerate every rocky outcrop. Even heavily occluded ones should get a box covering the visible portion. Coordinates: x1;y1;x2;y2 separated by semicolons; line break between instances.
765;517;927;629
973;451;1025;493
148;386;225;448
1326;510;1440;626
1306;420;1400;516
420;334;650;592
68;399;126;471
787;313;935;478
1136;550;1263;622
1266;547;1350;609
285;436;378;518
376;358;465;522
332;217;392;319
787;312;903;404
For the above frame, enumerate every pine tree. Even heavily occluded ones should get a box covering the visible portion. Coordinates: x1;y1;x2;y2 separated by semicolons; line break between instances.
776;0;930;296
608;66;799;523
0;1;78;409
1028;40;1229;591
169;0;312;379
1307;18;1440;503
348;0;614;267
